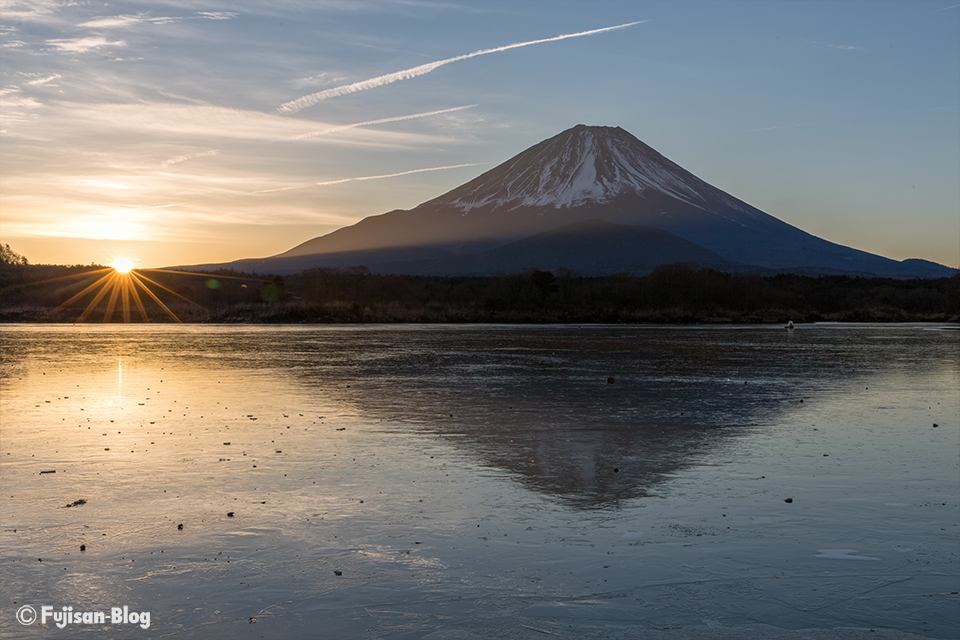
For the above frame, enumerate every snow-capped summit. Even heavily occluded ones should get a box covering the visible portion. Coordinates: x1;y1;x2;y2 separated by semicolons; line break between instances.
436;125;730;213
180;125;954;279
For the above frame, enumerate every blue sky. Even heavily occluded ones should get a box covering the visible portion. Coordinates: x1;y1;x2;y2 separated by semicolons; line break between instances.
1;0;957;268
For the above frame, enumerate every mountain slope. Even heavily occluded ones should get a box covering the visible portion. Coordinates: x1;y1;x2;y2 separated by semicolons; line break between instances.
277;124;769;259
185;125;955;278
388;220;741;276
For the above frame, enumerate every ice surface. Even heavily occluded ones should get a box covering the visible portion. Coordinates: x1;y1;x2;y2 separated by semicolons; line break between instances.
815;549;881;561
1;324;957;639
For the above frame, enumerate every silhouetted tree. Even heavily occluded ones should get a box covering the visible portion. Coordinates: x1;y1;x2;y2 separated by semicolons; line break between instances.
530;269;559;305
554;267;577;302
0;243;28;265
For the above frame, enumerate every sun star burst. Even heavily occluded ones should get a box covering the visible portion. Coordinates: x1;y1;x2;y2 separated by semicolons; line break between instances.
111;258;135;274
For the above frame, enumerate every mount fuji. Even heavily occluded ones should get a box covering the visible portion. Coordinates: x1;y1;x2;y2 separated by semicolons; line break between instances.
186;125;954;278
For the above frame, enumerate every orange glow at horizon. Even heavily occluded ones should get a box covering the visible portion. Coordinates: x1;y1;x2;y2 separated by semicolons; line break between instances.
52;265;184;323
111;258;136;273
33;264;262;323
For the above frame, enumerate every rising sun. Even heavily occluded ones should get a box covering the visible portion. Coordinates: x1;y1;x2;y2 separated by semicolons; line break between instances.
111;258;135;273
28;260;264;323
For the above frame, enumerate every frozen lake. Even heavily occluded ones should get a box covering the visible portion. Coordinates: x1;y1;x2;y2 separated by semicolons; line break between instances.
1;324;957;639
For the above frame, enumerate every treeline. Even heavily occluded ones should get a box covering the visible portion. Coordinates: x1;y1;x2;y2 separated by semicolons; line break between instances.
1;262;957;323
0;243;28;266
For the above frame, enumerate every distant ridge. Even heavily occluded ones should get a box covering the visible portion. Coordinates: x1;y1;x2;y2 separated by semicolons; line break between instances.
175;125;957;278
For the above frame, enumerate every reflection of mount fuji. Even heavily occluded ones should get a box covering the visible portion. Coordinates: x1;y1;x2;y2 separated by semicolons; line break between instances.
287;326;888;509
183;125;954;278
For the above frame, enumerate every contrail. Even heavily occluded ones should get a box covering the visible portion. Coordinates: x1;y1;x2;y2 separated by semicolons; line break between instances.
288;104;477;141
251;163;484;194
162;149;220;166
278;21;645;114
108;201;196;214
250;184;314;195
314;163;483;186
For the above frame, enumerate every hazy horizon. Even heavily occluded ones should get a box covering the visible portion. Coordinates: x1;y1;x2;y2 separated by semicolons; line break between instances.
1;0;958;269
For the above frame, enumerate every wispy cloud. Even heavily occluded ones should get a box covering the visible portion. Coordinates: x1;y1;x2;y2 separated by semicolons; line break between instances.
300;71;345;84
19;163;485;235
804;39;861;52
77;11;239;28
57;102;455;147
296;71;350;89
195;12;239;20
47;37;127;53
252;163;484;194
24;74;62;86
0;0;61;23
105;201;197;217
78;14;179;29
288;104;477;141
277;20;645;114
0;87;43;109
161;149;220;166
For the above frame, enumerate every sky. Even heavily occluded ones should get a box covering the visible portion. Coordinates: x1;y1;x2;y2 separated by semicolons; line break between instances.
1;0;958;269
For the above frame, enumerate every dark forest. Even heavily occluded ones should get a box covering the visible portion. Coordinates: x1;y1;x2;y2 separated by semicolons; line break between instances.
1;258;957;324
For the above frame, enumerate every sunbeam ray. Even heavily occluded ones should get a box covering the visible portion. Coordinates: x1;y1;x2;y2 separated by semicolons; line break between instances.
78;273;119;322
103;276;123;322
18;263;272;323
141;268;271;282
29;268;114;288
51;271;116;317
133;272;208;311
126;278;150;322
129;271;182;322
121;278;131;323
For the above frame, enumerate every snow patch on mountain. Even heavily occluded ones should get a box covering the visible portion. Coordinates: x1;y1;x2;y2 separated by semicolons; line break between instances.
443;125;744;214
